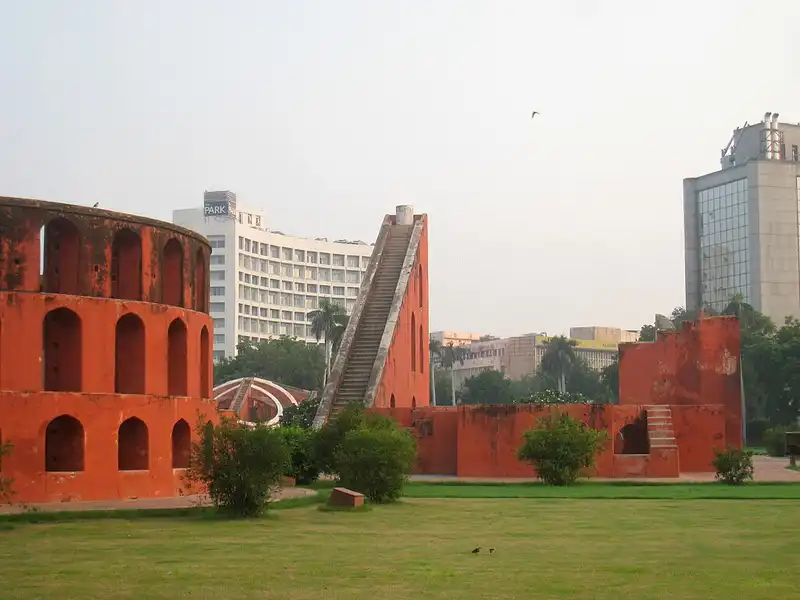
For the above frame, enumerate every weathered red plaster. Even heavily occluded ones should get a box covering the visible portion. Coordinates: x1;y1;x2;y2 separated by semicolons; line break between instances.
0;197;216;503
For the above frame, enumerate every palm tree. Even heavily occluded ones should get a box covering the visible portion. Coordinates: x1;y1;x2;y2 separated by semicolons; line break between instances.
440;342;469;406
309;299;348;386
540;336;578;394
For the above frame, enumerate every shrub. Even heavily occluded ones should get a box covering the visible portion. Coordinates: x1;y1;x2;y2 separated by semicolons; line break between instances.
712;445;754;485
745;419;770;447
335;424;417;503
279;394;322;429
188;419;289;517
763;427;789;457
278;426;320;484
517;413;608;486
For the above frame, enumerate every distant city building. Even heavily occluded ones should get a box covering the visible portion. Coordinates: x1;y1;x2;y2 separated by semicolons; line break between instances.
570;326;639;344
173;191;374;362
684;112;800;322
430;331;483;347
449;331;621;390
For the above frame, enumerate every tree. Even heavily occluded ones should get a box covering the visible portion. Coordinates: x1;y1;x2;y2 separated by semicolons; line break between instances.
540;336;578;393
600;360;619;403
429;338;443;406
461;369;515;405
438;342;469;406
309;299;349;386
214;337;325;390
279;394;322;429
639;324;656;342
432;367;454;406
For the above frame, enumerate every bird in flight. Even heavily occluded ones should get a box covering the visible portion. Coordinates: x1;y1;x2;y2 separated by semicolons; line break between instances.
531;111;540;119
92;202;99;207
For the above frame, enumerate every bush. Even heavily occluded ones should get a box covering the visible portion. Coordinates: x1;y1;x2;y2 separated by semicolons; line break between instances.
278;426;320;484
335;424;417;503
712;445;754;485
517;413;608;486
188;419;289;517
763;427;789;457
279;394;322;429
745;419;770;447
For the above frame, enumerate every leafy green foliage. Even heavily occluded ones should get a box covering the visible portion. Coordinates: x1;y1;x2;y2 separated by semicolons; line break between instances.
213;337;325;390
279;394;322;429
335;422;418;503
516;389;591;405
517;413;608;486
461;369;515;405
763;427;789;457
600;360;619;402
745;419;770;447
712;446;754;485
188;419;289;517
314;404;371;475
277;426;320;485
308;299;349;383
432;367;454;406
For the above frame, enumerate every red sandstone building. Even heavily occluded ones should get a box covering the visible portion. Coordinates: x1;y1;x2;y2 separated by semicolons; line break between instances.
0;196;217;503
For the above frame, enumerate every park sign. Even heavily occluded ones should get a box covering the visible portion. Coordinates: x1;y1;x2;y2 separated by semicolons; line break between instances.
203;191;237;218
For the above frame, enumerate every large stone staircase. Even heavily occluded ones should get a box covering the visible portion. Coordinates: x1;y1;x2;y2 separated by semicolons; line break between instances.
326;225;413;421
230;377;254;416
644;405;677;449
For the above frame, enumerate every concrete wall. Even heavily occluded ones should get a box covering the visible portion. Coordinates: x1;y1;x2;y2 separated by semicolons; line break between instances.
373;215;430;408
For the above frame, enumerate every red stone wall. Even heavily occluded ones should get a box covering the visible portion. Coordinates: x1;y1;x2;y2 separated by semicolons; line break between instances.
373;215;430;409
670;405;726;472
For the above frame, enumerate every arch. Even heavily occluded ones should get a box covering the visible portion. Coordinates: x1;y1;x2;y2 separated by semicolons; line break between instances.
200;326;210;398
412;396;417;409
45;415;84;472
411;312;416;372
390;394;396;408
171;419;191;469
418;264;423;308
419;324;424;374
43;217;80;294
111;228;142;300
162;238;184;307
118;417;149;470
115;313;145;394
615;413;650;455
168;318;188;395
194;248;207;312
43;307;82;392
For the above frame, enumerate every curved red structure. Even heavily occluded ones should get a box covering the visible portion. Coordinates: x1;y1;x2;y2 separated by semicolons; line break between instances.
0;196;217;503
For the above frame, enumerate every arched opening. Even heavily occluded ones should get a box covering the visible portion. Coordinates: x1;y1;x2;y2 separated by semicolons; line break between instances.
412;396;417;409
194;248;207;312
111;229;142;300
200;326;210;398
411;312;416;372
171;419;191;469
162;239;184;307
45;415;84;472
43;217;80;294
115;313;145;394
168;318;188;396
43;307;82;392
390;394;396;408
419;325;424;374
118;417;149;470
615;413;650;455
418;264;423;308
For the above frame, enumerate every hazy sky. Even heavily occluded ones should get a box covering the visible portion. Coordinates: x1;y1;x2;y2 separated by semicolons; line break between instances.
1;1;798;337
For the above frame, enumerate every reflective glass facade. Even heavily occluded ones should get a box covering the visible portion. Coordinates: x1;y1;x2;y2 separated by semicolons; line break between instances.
698;178;749;310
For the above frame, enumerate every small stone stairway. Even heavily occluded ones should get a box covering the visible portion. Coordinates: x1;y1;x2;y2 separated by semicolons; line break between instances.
644;405;677;449
328;224;414;420
231;377;254;416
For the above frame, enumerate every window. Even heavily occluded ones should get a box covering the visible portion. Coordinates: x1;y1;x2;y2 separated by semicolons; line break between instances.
281;293;291;305
213;350;226;362
293;265;303;278
283;264;292;277
332;269;345;282
118;417;149;471
346;299;356;312
282;248;293;261
43;308;82;392
45;415;85;472
294;324;306;337
210;255;225;265
271;246;280;258
210;302;225;312
319;253;330;265
171;420;191;469
294;250;305;262
268;292;279;304
332;254;344;266
209;236;225;249
260;277;268;287
333;286;345;296
307;284;318;293
247;214;253;225
346;270;360;284
245;239;251;252
347;287;359;297
319;268;331;281
210;270;225;281
320;285;331;294
295;282;305;292
282;310;293;321
294;294;304;307
238;236;244;250
210;286;225;298
306;296;317;309
270;322;279;334
307;251;318;264
270;261;280;274
347;256;360;268
307;267;317;280
259;243;268;256
213;318;225;328
259;259;267;272
115;314;145;394
294;311;305;321
282;280;292;291
270;309;280;319
271;279;280;289
793;145;799;161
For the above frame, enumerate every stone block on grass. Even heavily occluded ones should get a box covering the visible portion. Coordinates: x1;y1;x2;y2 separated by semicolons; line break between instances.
328;487;365;509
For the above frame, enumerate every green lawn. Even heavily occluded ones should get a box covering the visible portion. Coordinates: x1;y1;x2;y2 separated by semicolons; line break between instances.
1;495;798;599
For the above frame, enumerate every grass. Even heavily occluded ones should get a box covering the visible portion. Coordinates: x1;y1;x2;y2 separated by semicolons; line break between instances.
1;493;799;599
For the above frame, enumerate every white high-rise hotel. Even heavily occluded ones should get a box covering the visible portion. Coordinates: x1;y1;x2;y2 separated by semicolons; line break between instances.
173;191;373;362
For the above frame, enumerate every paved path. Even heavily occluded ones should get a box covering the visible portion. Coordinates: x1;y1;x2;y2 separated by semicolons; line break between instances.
0;486;316;515
411;456;800;484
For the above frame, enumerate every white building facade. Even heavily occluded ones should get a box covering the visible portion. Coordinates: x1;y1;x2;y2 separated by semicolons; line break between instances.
173;191;374;362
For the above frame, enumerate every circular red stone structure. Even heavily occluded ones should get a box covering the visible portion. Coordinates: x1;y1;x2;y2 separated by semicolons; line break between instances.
0;196;218;503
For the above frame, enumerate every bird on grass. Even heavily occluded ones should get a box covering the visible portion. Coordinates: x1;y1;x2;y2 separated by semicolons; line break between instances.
471;547;481;554
531;111;540;119
489;548;495;554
